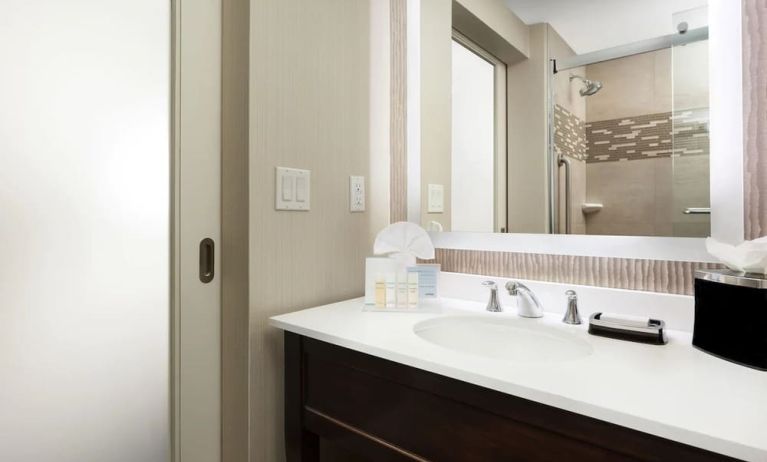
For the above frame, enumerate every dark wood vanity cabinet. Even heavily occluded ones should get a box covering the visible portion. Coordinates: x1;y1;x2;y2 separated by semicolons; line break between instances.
284;332;739;462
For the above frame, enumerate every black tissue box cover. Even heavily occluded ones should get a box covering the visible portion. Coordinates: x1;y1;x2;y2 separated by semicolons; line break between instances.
693;271;767;371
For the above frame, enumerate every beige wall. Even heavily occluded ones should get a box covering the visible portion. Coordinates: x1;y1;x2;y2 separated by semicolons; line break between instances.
453;0;529;63
420;0;453;230
249;1;373;460
506;24;549;233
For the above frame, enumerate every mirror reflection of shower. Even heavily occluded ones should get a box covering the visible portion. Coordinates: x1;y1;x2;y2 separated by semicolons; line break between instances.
550;4;710;238
569;74;603;96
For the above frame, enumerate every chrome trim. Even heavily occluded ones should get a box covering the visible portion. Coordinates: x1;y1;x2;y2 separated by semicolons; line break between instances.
557;27;709;72
588;313;665;335
482;280;503;312
684;207;711;215
547;58;557;234
695;269;767;289
558;155;572;234
562;290;582;325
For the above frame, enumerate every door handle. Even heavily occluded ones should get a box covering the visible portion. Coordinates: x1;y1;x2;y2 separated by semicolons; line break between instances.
199;238;215;283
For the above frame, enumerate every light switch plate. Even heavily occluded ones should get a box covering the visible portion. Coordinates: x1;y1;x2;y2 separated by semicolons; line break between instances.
428;184;444;213
349;175;365;212
275;167;311;211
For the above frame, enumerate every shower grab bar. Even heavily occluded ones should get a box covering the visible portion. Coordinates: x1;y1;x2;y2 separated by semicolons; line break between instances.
558;155;572;234
684;207;711;215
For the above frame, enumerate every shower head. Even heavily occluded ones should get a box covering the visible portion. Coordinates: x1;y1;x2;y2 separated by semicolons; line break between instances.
569;74;603;96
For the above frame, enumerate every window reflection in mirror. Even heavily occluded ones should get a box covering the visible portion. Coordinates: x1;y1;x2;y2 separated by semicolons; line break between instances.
451;34;507;233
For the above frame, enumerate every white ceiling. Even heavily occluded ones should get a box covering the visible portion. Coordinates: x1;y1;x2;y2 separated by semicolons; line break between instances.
504;0;709;54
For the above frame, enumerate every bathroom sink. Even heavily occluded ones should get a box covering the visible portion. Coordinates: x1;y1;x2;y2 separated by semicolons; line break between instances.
414;315;593;363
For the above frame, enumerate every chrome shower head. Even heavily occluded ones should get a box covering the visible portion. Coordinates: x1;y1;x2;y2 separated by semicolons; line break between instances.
569;74;603;96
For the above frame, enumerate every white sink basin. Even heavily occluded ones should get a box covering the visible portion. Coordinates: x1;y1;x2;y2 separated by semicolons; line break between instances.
414;315;593;363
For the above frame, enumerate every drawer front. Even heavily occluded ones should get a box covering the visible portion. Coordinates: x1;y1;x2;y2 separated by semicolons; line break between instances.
305;354;626;462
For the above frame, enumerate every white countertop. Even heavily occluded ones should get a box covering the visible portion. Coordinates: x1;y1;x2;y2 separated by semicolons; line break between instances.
270;297;767;461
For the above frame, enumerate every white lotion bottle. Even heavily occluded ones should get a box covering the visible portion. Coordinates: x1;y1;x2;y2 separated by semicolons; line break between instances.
407;272;419;308
396;272;409;308
385;274;396;309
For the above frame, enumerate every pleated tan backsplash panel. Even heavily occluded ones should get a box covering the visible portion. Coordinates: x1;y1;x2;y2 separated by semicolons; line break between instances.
743;0;767;240
390;0;408;223
426;248;723;295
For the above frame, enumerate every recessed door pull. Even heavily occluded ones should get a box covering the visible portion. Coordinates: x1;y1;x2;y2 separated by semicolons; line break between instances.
199;238;215;283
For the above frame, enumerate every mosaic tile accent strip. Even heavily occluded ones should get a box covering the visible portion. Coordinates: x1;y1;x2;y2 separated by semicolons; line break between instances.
554;104;587;161
585;108;709;163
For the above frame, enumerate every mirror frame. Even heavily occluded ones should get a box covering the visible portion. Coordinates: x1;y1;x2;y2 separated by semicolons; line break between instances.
406;0;743;262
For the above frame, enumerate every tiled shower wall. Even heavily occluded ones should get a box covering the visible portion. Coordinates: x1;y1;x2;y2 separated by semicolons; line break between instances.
554;104;710;237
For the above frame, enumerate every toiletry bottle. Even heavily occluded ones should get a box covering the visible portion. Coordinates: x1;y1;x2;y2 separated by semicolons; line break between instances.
397;272;408;308
385;274;396;309
375;275;386;308
407;272;419;308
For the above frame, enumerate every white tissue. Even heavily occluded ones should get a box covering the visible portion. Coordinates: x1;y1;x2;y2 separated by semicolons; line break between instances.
374;222;435;260
705;236;767;274
599;313;650;328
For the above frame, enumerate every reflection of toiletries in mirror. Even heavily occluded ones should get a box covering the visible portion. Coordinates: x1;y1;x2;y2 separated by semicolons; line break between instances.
407;272;419;308
385;275;396;308
426;221;443;232
374;275;386;308
397;273;408;308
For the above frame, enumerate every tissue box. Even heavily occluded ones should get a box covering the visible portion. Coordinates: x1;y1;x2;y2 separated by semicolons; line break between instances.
693;270;767;371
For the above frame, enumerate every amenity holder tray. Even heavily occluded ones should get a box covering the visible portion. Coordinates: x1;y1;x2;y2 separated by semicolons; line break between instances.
588;312;668;345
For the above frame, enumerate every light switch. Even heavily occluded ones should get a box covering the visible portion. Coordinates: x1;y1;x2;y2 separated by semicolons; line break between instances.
275;167;311;211
428;184;444;213
295;176;307;202
349;175;365;212
282;175;294;201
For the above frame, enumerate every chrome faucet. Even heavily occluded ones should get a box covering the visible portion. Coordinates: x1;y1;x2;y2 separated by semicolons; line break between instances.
505;281;544;318
562;290;582;325
482;281;502;312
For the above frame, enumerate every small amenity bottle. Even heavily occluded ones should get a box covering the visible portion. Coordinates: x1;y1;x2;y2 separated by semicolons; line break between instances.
396;272;409;308
374;275;386;308
407;272;419;308
385;274;396;309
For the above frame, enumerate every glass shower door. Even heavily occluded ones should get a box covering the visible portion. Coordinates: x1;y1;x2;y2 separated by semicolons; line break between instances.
671;7;711;237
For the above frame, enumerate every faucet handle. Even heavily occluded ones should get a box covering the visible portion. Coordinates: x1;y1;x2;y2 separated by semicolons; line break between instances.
563;289;582;325
505;280;529;295
482;281;502;312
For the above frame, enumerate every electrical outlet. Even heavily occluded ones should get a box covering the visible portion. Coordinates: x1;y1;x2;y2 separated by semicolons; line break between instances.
349;175;365;212
428;184;444;213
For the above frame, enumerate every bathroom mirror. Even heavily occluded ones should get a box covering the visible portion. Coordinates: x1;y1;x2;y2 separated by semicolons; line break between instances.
415;0;721;239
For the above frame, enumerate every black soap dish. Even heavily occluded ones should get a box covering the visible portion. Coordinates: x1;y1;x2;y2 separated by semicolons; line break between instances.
588;312;668;345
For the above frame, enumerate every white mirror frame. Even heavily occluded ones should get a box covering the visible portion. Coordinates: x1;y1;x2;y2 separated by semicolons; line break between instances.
409;0;743;263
